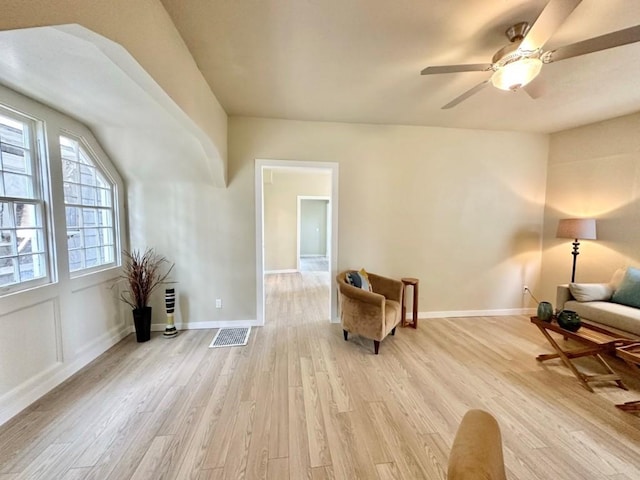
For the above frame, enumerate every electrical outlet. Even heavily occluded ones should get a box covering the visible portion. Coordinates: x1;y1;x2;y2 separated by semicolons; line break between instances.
215;299;222;309
523;285;529;294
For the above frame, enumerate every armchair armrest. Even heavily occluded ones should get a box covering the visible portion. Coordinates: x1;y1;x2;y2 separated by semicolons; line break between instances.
368;273;403;303
337;280;385;308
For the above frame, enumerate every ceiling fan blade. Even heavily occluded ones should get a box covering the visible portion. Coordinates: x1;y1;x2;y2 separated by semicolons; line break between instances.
442;80;490;109
520;0;582;52
547;25;640;63
421;64;492;75
523;78;546;99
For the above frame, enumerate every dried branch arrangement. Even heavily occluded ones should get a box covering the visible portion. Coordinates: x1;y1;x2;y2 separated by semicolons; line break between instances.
120;248;174;310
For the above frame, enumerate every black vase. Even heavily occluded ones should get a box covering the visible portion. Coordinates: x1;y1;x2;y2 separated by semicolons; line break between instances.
133;306;152;342
557;310;581;332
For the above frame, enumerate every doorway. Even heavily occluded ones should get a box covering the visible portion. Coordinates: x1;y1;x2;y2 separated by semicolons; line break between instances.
255;159;339;325
297;196;330;272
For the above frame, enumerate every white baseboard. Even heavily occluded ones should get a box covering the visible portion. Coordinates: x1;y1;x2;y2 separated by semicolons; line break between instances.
0;323;131;427
416;308;536;319
151;319;263;331
264;269;298;274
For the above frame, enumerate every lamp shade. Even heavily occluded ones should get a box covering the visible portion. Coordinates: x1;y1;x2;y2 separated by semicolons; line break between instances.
556;218;597;240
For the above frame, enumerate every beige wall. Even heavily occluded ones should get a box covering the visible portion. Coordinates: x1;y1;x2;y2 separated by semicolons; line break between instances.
539;112;640;305
264;169;331;271
300;199;329;257
231;117;549;315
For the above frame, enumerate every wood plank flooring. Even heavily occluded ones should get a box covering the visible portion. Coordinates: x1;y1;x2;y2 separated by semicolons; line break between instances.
2;271;640;479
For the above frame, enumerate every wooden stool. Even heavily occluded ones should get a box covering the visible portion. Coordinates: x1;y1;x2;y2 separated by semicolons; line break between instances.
401;277;419;328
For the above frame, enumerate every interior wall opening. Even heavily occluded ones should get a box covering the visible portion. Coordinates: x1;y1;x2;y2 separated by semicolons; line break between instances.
255;160;339;325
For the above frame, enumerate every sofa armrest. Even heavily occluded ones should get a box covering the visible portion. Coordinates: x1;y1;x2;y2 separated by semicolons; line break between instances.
368;273;403;303
556;284;572;311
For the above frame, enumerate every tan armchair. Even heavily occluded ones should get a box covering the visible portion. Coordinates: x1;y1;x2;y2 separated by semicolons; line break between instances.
337;270;403;354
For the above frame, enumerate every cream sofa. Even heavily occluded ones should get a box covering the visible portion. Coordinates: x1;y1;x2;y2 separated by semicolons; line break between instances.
556;267;640;338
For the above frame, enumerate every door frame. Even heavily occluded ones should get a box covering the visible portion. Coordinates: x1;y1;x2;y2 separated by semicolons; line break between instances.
255;159;339;325
296;196;330;272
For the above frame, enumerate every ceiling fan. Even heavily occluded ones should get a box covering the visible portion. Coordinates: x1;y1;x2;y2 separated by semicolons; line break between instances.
421;0;640;109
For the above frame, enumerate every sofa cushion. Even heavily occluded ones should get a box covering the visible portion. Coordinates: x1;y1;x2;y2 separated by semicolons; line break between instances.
569;283;613;302
565;300;640;337
611;266;640;308
610;267;627;291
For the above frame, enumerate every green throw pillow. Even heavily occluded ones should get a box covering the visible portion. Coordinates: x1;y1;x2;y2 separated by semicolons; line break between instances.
611;267;640;308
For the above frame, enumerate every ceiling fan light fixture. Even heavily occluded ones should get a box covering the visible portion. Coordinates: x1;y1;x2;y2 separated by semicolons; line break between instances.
491;57;543;91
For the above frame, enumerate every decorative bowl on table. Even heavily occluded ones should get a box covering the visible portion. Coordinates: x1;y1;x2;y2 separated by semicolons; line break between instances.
557;310;581;332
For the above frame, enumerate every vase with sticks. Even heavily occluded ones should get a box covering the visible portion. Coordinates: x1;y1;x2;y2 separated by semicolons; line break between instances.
120;248;174;342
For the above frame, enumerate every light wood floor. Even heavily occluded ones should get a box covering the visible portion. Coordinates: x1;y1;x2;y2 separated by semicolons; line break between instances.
2;272;640;479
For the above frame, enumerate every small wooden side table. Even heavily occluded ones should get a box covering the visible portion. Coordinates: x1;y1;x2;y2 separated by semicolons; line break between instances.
401;277;419;329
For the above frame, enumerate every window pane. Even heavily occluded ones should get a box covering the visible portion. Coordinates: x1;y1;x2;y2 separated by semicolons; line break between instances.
68;249;84;272
19;254;46;281
96;172;109;189
4;172;33;198
78;149;92;166
81;186;96;206
0;257;18;286
96;188;111;207
65;206;80;228
67;230;82;249
85;247;99;267
0;230;15;256
60;144;76;163
17;228;45;254
64;182;80;204
97;209;112;227
83;208;97;227
0;203;14;228
15;203;39;228
62;159;79;183
99;228;113;246
1;144;30;174
84;228;99;248
102;245;114;264
79;164;95;186
0;115;27;147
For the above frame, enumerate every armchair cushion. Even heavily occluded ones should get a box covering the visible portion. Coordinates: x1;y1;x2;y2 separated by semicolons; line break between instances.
345;269;372;291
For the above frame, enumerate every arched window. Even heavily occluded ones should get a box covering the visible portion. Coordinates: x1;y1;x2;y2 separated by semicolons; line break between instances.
60;135;116;273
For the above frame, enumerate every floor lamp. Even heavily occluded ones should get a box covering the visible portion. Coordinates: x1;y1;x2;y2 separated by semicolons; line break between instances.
556;218;597;283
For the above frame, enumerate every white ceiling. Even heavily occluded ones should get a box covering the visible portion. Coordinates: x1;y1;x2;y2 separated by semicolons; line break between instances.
160;0;640;133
